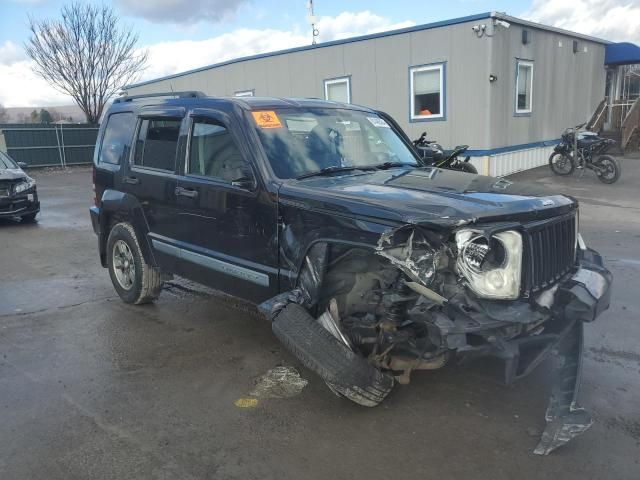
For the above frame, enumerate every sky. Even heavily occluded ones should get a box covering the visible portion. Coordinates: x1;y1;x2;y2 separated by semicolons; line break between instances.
0;0;638;108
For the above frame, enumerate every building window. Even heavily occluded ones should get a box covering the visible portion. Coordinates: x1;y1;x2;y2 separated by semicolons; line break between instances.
235;90;254;97
515;60;533;114
324;77;351;103
410;63;444;121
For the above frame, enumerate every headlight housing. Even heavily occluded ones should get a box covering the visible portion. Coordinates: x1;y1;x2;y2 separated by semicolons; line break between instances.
15;177;36;194
455;229;523;300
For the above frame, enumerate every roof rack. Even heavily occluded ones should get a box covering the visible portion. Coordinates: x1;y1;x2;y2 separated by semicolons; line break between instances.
113;91;206;104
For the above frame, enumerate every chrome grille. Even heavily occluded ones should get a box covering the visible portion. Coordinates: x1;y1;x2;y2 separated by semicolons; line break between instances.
523;213;577;294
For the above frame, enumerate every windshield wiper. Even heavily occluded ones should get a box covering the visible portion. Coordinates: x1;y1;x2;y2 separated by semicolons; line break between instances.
295;165;374;180
371;161;418;170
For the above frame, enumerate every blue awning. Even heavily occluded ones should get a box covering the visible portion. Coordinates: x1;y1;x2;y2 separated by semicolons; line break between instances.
605;42;640;66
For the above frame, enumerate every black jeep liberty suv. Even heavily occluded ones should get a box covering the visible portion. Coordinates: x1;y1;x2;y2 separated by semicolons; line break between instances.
91;92;612;454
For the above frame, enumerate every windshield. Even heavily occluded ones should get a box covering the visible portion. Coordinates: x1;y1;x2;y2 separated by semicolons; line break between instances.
253;108;419;179
0;151;18;169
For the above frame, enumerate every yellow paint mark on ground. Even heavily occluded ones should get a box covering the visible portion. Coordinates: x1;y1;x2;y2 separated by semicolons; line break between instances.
234;397;258;408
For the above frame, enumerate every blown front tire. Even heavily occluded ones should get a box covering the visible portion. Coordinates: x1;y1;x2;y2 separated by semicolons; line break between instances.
272;303;394;407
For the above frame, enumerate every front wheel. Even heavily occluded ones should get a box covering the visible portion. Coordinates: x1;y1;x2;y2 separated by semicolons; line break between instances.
459;162;478;174
594;155;621;184
106;222;164;304
549;152;575;176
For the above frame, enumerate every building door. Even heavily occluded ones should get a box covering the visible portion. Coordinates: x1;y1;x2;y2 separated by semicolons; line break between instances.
169;108;278;302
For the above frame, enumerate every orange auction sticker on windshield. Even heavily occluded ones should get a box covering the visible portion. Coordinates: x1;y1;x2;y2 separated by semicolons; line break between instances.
252;111;282;129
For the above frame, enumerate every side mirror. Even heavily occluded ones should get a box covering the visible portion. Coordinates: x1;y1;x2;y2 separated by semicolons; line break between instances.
17;161;28;169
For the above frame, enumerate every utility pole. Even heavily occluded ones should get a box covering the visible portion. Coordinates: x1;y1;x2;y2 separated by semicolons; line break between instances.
307;1;320;45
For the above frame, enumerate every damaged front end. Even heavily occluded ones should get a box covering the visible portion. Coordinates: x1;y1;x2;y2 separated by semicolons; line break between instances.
261;214;611;455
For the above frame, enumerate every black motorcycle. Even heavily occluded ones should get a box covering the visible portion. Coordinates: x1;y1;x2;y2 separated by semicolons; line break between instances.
413;132;478;174
549;123;621;184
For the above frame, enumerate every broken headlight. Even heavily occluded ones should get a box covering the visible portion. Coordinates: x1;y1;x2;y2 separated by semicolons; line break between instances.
455;229;523;300
15;177;36;194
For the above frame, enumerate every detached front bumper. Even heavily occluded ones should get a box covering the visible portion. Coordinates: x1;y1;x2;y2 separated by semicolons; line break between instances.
453;246;611;455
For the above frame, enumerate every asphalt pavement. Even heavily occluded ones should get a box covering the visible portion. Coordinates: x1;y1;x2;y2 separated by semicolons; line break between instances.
0;163;638;479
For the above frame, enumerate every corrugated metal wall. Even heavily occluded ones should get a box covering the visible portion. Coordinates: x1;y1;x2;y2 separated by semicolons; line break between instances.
124;19;493;150
0;124;98;167
475;145;555;177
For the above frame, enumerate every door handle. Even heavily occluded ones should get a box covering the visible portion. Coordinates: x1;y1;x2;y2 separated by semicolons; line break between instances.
123;176;140;185
175;186;198;199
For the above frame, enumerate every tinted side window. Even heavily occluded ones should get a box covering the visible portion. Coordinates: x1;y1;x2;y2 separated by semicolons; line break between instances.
188;120;246;182
98;112;135;165
133;118;181;171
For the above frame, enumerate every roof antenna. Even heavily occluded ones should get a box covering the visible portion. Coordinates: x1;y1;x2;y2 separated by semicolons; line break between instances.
307;1;319;45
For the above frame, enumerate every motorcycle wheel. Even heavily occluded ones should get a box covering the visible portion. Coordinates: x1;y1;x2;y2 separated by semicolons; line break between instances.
459;162;478;174
594;155;621;184
549;152;575;176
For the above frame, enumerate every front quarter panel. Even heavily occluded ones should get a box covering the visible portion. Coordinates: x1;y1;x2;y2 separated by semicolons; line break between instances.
278;199;392;291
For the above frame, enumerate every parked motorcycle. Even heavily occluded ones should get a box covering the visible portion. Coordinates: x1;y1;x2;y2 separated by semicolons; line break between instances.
413;132;478;174
549;123;620;184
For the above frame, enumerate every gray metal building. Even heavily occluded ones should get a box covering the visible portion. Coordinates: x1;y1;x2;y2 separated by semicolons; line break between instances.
124;12;610;176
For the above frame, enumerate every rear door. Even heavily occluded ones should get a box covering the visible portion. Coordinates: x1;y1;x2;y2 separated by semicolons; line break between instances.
120;107;185;270
168;108;278;302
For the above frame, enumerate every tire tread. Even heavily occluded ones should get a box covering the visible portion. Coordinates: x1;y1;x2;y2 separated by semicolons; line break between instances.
272;303;394;407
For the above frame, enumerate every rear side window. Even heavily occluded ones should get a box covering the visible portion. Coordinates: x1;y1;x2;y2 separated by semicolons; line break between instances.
133;118;181;171
98;112;135;165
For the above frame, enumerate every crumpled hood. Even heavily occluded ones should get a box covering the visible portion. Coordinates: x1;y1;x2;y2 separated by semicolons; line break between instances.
0;168;28;181
279;167;577;228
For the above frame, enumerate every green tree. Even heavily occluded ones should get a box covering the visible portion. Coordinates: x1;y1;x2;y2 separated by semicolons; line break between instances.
30;110;40;123
39;109;53;124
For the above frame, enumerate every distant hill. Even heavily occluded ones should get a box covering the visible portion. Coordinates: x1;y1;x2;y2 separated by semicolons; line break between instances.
4;105;85;123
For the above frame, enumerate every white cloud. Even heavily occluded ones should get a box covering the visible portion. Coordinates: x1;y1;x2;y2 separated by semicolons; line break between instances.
0;60;72;107
115;0;248;24
0;10;413;108
523;0;640;43
142;11;414;81
316;11;415;41
0;41;26;65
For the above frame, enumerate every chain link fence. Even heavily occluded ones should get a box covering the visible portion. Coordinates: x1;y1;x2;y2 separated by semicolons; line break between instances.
0;124;99;168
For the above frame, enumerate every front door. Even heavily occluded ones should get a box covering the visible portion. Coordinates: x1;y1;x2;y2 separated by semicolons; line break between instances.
169;108;278;302
120;107;185;271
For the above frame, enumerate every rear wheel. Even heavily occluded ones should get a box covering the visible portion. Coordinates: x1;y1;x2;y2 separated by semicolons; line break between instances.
594;155;621;184
549;152;575;176
106;222;163;304
272;303;394;407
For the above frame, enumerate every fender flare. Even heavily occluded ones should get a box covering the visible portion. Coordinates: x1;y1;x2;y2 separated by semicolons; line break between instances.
99;189;157;267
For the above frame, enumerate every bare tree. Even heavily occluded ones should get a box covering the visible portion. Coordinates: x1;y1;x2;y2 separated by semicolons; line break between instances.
25;2;147;124
0;104;8;123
